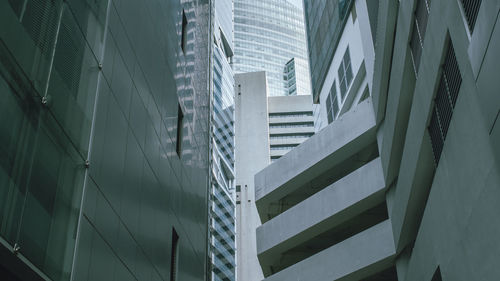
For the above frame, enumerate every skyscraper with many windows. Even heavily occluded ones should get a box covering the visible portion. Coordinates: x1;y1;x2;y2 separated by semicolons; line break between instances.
210;0;236;280
233;0;311;96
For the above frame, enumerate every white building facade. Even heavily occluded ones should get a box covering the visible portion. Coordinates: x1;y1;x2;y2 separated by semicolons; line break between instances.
234;71;269;281
255;0;500;280
268;95;315;162
313;0;374;131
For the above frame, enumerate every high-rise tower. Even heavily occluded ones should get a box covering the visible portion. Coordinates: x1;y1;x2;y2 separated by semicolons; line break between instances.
209;0;237;280
233;0;311;96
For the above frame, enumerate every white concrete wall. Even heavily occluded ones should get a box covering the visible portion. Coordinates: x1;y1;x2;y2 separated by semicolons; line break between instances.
263;220;395;281
256;157;386;264
255;99;377;220
315;0;374;131
379;0;500;280
235;71;269;281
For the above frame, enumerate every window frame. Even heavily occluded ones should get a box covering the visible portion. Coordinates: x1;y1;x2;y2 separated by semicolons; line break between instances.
176;104;184;158
338;46;353;100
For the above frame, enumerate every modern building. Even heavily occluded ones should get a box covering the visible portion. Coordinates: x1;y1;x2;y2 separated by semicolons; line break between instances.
284;57;311;96
0;1;212;281
233;0;311;97
268;95;315;162
305;0;375;132
234;71;269;281
255;0;500;280
210;0;236;280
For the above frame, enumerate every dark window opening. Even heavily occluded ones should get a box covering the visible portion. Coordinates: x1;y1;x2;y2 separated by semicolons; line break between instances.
432;267;443;281
176;104;184;157
460;0;482;33
428;41;462;165
359;86;370;104
326;82;339;124
181;10;188;53
170;228;180;281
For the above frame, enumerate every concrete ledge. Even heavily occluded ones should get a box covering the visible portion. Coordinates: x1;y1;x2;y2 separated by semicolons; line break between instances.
371;0;399;124
269;127;314;135
268;116;315;124
263;220;395;281
256;157;386;269
255;99;377;223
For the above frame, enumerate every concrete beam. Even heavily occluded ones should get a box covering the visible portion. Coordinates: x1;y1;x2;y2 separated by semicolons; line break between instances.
262;220;396;281
371;0;399;124
255;99;377;223
256;158;386;271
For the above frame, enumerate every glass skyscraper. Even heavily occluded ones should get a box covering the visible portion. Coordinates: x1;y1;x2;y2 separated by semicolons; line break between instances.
304;0;353;102
210;0;236;280
233;0;311;96
0;0;212;280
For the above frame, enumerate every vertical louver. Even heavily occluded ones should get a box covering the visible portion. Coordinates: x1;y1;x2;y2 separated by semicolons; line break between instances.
460;0;482;33
410;0;431;75
428;42;462;165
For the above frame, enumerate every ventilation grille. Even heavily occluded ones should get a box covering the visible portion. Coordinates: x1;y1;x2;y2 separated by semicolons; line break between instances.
428;42;462;165
21;0;60;59
460;0;482;33
410;0;431;75
52;6;85;96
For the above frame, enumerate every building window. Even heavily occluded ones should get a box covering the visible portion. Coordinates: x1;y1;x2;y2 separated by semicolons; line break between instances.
270;144;299;150
326;82;339;124
269;122;314;129
170;228;180;281
428;41;462;165
338;47;353;100
338;0;352;19
269;111;313;118
359;86;370;104
431;267;442;281
181;10;188;54
269;133;314;140
460;0;482;33
176;104;184;157
410;0;431;75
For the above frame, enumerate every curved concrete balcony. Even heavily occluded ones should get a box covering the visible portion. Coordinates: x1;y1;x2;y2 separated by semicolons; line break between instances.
256;158;386;275
255;99;378;223
262;220;395;281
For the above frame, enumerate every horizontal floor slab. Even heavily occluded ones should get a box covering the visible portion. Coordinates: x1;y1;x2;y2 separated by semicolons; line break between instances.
263;220;396;281
257;157;386;267
256;99;377;223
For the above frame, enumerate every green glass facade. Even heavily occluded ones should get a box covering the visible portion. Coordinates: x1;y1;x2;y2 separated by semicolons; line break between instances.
0;0;212;280
304;0;353;102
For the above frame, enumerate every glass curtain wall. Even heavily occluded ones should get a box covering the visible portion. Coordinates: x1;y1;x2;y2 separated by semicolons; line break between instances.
233;0;311;96
1;0;212;280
